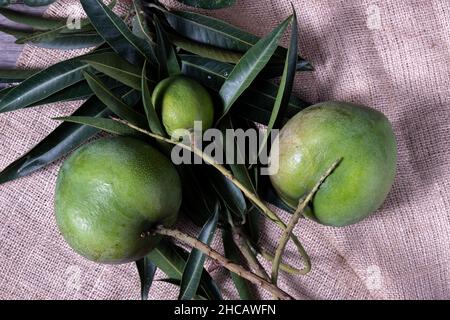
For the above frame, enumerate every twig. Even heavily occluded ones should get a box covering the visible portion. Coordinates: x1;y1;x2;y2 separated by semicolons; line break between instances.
113;118;311;271
232;227;270;280
270;158;342;286
152;226;294;300
260;247;309;274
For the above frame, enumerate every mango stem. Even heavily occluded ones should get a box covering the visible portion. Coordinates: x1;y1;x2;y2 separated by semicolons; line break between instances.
270;158;342;287
153;226;294;300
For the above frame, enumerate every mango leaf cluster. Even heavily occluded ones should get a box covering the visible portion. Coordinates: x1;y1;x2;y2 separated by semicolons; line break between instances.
0;0;313;300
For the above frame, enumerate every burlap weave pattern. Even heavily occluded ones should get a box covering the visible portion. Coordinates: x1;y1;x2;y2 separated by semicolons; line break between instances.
0;0;449;299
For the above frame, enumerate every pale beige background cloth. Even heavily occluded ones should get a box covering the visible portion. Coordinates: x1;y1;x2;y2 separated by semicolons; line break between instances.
0;0;449;299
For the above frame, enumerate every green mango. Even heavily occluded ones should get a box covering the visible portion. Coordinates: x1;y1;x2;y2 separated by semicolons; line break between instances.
152;75;214;138
55;137;182;264
270;101;397;227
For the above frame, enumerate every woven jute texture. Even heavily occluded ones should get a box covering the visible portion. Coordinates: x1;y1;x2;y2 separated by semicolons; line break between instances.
1;0;449;299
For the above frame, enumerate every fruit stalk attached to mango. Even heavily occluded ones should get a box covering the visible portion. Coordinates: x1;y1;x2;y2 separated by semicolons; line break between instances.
54;136;293;299
270;101;397;227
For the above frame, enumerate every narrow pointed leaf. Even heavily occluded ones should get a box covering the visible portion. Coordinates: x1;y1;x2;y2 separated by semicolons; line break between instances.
154;15;180;78
147;239;222;300
218;16;292;119
132;0;158;65
14;16;93;44
178;165;221;227
156;279;207;300
18;33;104;50
176;0;236;9
208;168;246;219
141;61;165;135
80;0;154;64
0;87;13;98
222;228;253;299
82;52;144;90
162;9;311;69
0;26;30;39
162;10;263;52
0;7;62;29
83;71;146;127
54;116;141;137
29;75;121;107
0;69;40;83
29;0;115;43
179;204;219;300
136;257;157;300
0;50;112;113
0;89;137;185
180;55;310;124
260;9;299;154
218;117;256;192
171;33;241;64
23;0;56;7
219;117;260;242
262;59;314;78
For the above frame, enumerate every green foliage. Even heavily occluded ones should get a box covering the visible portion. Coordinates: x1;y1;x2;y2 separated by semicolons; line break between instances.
0;1;316;300
176;0;236;10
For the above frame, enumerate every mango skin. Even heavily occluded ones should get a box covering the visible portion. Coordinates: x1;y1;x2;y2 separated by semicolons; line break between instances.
151;75;214;137
54;137;182;264
270;101;397;227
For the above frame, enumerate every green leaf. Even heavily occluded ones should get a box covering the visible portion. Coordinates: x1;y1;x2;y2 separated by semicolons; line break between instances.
141;61;165;135
28;75;121;107
262;59;314;77
208;168;246;220
147;239;222;300
171;33;242;64
0;87;13;98
162;9;311;69
163;10;261;52
179;204;219;300
80;0;154;64
0;26;30;39
219;117;260;241
176;0;236;9
24;0;115;45
219;117;260;242
82;52;144;90
17;32;104;50
0;89;138;185
131;0;158;65
0;7;62;29
156;279;207;300
236;80;309;124
0;50;112;113
218;116;256;192
222;228;253;299
177;165;220;227
180;55;310;124
136;257;157;300
218;15;292;120
54;116;141;137
83;71;146;127
23;0;56;7
0;98;107;185
0;69;40;83
154;15;180;78
14;16;91;43
260;9;299;154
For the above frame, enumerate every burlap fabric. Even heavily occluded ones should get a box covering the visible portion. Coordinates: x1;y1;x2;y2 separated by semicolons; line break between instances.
0;0;449;299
